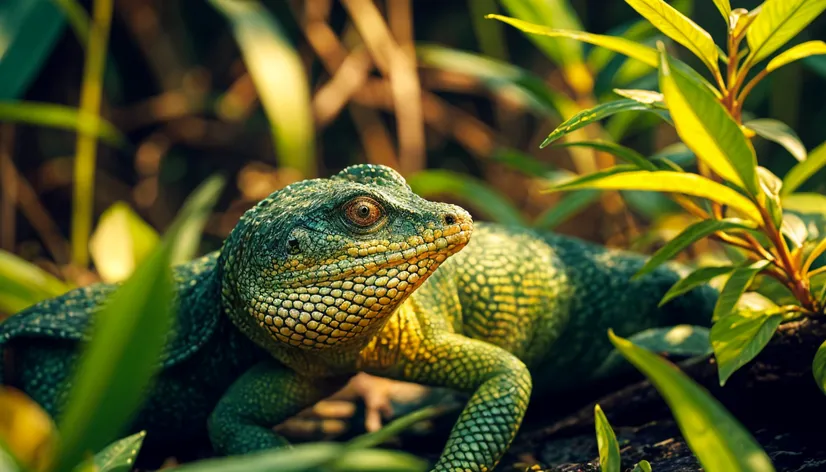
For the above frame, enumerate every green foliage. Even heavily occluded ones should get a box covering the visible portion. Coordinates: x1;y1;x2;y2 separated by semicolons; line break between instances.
0;102;124;147
594;404;620;472
0;251;72;314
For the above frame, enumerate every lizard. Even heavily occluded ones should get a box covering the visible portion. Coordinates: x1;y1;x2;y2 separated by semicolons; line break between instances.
0;164;717;471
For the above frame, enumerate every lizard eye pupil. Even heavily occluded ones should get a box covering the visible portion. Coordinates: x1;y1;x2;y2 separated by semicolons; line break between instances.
344;197;384;228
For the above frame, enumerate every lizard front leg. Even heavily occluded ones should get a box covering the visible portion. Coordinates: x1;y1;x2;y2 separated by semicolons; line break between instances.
208;359;348;455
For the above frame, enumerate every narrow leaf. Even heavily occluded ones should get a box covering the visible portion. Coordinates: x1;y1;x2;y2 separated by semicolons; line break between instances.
712;306;783;385
625;0;721;75
713;260;771;321
813;340;826;395
747;0;826;64
0;250;72;314
608;330;775;472
552;140;658;170
91;431;146;472
660;265;735;307
658;47;759;196
713;0;732;20
613;88;664;104
782;140;826;195
0;102;124;146
547;170;763;222
767;40;826;72
533;190;601;229
594;404;621;472
541;99;667;147
746;118;807;162
635;219;756;280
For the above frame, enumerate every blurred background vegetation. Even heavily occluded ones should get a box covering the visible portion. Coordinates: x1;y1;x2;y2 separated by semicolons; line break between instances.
1;0;825;303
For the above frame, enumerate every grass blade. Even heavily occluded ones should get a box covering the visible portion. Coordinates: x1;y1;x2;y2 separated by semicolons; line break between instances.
0;250;72;314
0;102;124;147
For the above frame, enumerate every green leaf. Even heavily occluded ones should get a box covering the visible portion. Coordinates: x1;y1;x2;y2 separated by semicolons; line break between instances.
0;102;125;147
650;142;695;168
746;118;807;162
658;46;759;196
541;99;668;147
0;0;66;100
813;340;826;395
552;140;658;170
89;202;160;284
635;219;756;280
407;170;525;226
210;0;315;178
547;170;763;222
660;265;735;307
51;176;225;472
711;302;783;385
491;147;556;178
533;190;601;229
782;140;826;195
713;0;732;20
746;0;826;64
713;261;771;321
625;0;721;76
607;330;776;472
87;431;146;472
766;40;826;73
633;461;653;472
758;166;784;228
594;404;621;472
613;88;664;104
0;250;72;314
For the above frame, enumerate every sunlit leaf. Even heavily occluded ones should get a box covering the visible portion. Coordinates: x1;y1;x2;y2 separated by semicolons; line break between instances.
594;404;620;472
713;260;771;321
613;88;664;104
746;0;826;64
712;301;783;385
813;340;826;395
608;330;775;472
713;0;732;20
758;166;784;228
83;431;146;472
0;250;72;314
729;7;760;38
634;219;756;280
541;99;667;147
0;387;57;472
52;176;225;472
552;140;657;170
660;265;735;306
548;170;763;222
781;212;808;248
533;190;601;229
407;170;525;226
0;102;124;147
626;0;721;76
210;0;315;178
782;140;826;195
0;0;66;100
658;46;759;196
766;40;826;73
89;202;160;283
746;118;807;162
633;461;653;472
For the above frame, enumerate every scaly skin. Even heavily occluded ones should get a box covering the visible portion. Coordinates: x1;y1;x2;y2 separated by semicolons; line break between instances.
0;164;716;471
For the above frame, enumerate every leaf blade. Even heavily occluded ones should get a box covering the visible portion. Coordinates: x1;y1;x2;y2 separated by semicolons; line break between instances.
747;0;826;64
782;140;826;195
660;265;735;307
711;307;783;385
713;261;771;321
541;100;668;147
813;340;826;395
594;404;621;472
746;118;807;162
0;102;125;147
767;40;826;72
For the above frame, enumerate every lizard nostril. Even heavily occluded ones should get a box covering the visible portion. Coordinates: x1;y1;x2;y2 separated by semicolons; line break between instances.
443;214;457;225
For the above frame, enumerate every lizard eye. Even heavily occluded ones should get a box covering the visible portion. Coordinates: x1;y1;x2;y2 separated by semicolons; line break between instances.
343;197;384;228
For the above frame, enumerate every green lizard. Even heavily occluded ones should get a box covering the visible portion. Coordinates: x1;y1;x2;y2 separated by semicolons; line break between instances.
0;164;716;471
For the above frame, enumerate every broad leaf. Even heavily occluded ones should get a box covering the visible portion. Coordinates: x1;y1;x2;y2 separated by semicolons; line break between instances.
658;47;759;196
782;140;826;195
713;261;771;321
711;303;783;385
746;118;807;162
533;190;601;229
547;170;763;222
766;40;826;73
713;0;732;20
634;219;756;280
210;0;315;178
813;340;826;395
51;176;225;472
541;99;668;147
89;202;160;283
746;0;826;64
594;404;620;472
660;265;735;306
608;330;775;472
0;250;72;314
625;0;721;76
552;140;658;170
0;102;125;147
407;170;525;226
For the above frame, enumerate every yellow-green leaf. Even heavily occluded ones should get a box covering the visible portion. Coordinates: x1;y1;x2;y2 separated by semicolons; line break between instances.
767;40;826;72
210;0;315;178
548;170;763;222
0;101;124;147
541;99;668;147
553;140;658;170
658;47;759;196
90;432;146;472
0;387;57;472
712;304;783;385
660;265;735;307
594;404;620;472
813;340;826;395
613;88;664;104
713;261;771;322
746;0;826;64
533;190;601;230
625;0;721;76
608;330;776;472
782;140;826;195
713;0;732;21
746;118;807;162
0;250;72;314
633;461;653;472
89;202;160;283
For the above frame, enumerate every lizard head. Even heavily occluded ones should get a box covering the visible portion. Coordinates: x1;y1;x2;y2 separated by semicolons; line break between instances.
221;164;472;351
